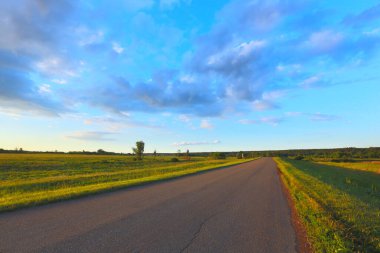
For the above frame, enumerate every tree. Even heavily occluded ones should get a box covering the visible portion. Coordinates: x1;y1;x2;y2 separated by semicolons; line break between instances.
186;149;190;160
153;150;157;159
97;149;106;154
132;141;145;160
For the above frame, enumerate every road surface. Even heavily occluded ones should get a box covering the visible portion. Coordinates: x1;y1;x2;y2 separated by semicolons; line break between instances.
0;158;297;253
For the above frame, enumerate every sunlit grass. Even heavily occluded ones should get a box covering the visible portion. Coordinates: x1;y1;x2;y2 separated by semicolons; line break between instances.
0;154;254;212
275;158;380;252
318;161;380;174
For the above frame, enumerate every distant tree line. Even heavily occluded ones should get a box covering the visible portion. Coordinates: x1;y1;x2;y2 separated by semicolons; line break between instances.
250;147;380;160
209;152;226;159
1;147;379;160
181;147;380;160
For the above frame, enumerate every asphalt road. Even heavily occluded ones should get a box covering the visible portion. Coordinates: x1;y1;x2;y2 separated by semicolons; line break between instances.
0;158;297;253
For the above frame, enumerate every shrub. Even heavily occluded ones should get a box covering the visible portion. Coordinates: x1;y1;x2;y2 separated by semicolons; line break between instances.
209;152;226;160
170;157;179;162
293;155;304;160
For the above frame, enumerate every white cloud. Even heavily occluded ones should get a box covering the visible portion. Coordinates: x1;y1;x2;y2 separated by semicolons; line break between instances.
200;119;213;129
299;75;321;88
237;40;266;57
276;64;301;74
239;119;259;125
364;28;380;36
66;131;116;141
285;112;339;121
252;100;275;111
35;57;77;77
305;30;344;53
251;90;285;111
309;113;339;121
207;40;266;67
260;116;283;126
180;74;196;83
239;117;283;126
83;116;161;131
173;140;220;146
52;79;67;84
76;27;104;46
38;84;51;94
262;90;286;101
178;114;191;122
112;42;124;54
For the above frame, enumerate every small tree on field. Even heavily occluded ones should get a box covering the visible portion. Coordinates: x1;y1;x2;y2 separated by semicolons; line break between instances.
186;149;190;160
132;141;145;160
153;149;157;159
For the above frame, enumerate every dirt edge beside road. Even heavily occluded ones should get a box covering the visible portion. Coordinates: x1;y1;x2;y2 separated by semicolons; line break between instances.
276;162;313;253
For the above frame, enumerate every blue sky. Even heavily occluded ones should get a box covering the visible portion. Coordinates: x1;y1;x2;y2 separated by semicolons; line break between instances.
1;0;380;153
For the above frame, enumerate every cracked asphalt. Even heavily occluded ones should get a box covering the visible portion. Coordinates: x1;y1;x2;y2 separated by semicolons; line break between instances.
0;158;297;253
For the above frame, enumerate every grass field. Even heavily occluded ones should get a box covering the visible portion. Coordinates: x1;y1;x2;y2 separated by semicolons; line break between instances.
0;154;253;212
275;158;380;252
317;161;380;174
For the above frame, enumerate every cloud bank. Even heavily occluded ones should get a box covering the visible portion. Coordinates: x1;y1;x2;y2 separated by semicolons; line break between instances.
1;0;380;119
85;0;380;117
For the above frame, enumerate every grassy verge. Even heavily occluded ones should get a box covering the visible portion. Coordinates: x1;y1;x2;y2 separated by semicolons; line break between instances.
0;154;255;212
275;158;380;252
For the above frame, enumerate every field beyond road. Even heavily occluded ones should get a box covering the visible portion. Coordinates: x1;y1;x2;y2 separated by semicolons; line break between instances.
0;158;296;253
275;158;380;252
0;154;254;212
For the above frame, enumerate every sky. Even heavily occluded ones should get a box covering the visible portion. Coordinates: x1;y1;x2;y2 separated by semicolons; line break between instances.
1;0;380;153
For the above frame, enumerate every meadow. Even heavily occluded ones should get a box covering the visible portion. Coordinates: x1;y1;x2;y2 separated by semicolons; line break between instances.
317;160;380;174
0;154;252;212
275;158;380;252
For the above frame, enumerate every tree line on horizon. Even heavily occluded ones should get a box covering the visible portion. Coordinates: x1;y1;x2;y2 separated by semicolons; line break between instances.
1;146;380;160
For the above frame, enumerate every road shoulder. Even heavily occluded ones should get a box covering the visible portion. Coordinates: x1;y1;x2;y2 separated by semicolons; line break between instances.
276;160;313;253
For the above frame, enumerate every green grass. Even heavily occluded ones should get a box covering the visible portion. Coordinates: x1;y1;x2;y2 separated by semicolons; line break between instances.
317;161;380;174
275;158;380;253
0;154;254;212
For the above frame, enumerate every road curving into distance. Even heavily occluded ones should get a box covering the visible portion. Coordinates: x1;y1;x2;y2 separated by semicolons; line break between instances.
0;157;297;253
